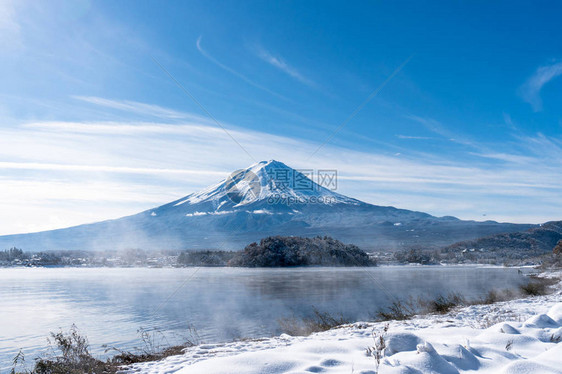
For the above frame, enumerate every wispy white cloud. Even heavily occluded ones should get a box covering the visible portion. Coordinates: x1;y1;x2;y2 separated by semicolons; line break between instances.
396;134;435;140
253;45;316;87
73;96;197;120
502;113;516;130
0;177;188;235
0;178;181;204
23;120;221;135
470;152;537;165
0;161;227;177
0;0;22;50
404;114;477;148
517;132;562;160
520;61;562;111
196;36;289;100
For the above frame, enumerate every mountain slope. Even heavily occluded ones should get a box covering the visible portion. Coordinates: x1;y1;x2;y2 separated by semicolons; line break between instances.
0;160;535;251
443;220;562;257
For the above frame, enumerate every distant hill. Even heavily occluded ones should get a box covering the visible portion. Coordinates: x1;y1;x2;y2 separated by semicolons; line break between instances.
228;236;373;267
443;221;562;258
0;160;535;251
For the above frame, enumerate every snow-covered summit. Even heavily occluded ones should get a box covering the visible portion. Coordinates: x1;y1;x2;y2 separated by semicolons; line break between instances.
164;160;360;214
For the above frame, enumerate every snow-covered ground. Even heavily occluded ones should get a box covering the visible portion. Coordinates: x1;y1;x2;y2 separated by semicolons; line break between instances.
125;274;562;374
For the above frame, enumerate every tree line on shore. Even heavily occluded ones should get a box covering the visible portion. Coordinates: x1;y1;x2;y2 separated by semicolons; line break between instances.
3;237;562;268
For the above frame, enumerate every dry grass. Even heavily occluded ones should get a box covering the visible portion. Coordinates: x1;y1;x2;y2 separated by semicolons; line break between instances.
366;323;389;373
376;298;416;321
278;308;351;336
419;293;466;314
518;276;558;296
13;325;197;374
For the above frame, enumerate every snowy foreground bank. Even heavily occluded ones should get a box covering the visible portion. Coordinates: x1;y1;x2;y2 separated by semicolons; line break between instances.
126;279;562;374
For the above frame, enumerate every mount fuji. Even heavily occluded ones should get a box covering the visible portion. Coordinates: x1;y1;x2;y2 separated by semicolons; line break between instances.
0;160;534;251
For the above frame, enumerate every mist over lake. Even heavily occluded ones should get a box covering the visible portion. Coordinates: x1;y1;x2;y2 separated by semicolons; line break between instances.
0;266;529;371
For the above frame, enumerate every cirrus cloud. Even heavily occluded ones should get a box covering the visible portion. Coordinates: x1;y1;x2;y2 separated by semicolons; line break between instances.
520;61;562;111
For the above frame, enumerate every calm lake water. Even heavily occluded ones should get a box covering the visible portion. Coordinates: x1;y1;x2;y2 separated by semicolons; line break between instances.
0;266;528;371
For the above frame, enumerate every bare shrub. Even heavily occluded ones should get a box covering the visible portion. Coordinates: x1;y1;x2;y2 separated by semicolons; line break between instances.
473;289;515;305
109;326;197;365
520;283;545;296
278;307;350;336
481;290;500;304
29;324;198;373
33;325;115;374
366;323;389;373
520;275;560;296
376;298;416;321
420;293;465;314
10;349;29;374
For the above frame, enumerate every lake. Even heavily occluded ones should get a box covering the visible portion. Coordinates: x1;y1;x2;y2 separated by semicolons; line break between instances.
0;266;528;371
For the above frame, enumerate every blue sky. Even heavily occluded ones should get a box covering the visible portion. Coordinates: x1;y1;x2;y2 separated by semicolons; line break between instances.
1;0;562;234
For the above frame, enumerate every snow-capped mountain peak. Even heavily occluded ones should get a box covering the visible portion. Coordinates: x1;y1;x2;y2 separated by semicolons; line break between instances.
165;160;359;214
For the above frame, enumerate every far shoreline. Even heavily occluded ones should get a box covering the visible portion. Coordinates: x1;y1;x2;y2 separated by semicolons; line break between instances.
0;263;539;270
